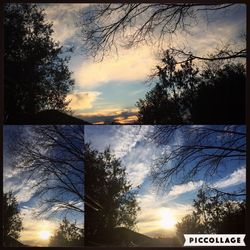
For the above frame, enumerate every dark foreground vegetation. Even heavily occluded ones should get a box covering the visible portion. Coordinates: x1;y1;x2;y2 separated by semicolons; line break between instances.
6;109;90;124
4;4;76;124
137;53;245;124
87;227;180;247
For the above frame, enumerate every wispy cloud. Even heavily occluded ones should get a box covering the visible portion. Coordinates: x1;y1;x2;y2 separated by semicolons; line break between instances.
213;167;246;189
164;167;246;200
42;3;88;44
3;170;38;203
126;163;150;188
113;115;138;124
168;181;204;197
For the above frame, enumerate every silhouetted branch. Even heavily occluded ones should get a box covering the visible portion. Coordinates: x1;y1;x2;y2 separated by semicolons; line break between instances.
9;125;84;218
168;47;246;64
78;3;241;60
147;125;246;190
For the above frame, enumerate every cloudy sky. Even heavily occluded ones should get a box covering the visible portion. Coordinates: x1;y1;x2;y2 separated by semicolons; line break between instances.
3;125;246;244
85;125;246;237
37;3;246;124
3;126;84;246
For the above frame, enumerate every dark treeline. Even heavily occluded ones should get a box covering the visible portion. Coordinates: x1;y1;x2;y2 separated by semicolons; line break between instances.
136;51;245;124
4;3;75;124
176;187;245;243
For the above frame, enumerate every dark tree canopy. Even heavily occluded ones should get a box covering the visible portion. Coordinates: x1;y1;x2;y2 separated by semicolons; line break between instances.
49;217;84;247
9;125;84;217
3;192;23;245
137;51;245;124
4;3;74;121
78;3;245;60
84;144;140;245
147;125;245;192
190;63;246;124
176;188;245;243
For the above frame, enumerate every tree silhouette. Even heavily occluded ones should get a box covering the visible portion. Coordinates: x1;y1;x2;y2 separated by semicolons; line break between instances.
137;50;199;124
190;63;245;124
9;125;84;217
78;3;245;60
84;144;140;245
176;188;245;243
4;3;74;122
49;217;84;247
147;125;245;192
137;51;245;124
3;192;23;246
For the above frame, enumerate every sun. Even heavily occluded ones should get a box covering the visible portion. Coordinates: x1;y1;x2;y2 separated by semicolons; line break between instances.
39;230;51;240
160;209;177;229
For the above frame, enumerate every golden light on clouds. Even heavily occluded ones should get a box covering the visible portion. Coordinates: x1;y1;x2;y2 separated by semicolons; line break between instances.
113;115;138;124
78;107;138;117
66;91;101;110
74;45;157;88
78;107;139;124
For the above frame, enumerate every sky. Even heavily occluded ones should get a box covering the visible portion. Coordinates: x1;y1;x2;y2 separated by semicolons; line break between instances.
3;126;84;246
3;125;246;244
85;125;246;237
37;3;246;124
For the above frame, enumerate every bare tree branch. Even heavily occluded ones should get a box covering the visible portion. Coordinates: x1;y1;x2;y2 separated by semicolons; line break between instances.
78;3;243;60
147;125;246;191
9;125;84;218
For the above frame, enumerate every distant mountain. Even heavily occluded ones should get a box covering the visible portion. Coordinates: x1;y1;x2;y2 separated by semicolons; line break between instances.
5;110;91;124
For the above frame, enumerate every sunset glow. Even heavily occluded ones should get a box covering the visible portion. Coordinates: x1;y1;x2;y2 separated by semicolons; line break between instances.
160;210;177;230
39;230;52;240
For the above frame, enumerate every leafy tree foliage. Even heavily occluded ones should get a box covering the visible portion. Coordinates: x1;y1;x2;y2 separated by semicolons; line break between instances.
137;51;245;124
3;192;23;245
190;63;245;124
84;144;140;245
49;217;84;247
4;3;74;121
176;188;245;243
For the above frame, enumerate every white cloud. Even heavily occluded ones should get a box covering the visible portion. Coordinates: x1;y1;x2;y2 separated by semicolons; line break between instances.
213;167;246;189
14;179;38;203
66;91;101;110
111;125;153;158
42;3;89;44
73;45;157;88
168;181;204;197
126;163;150;187
42;3;245;92
85;125;156;186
